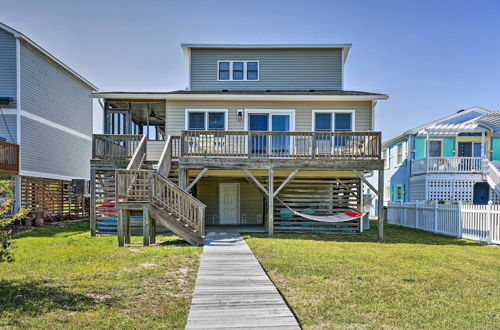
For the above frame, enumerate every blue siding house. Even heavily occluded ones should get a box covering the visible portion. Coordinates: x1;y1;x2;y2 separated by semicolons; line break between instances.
377;106;500;207
0;22;97;214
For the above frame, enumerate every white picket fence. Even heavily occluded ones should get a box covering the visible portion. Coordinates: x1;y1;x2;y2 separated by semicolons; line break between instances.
387;201;500;244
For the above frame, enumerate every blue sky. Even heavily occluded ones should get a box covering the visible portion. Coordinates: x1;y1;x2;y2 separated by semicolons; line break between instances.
1;0;499;138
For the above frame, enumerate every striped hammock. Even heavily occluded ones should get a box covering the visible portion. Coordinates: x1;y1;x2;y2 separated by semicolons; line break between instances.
276;198;364;223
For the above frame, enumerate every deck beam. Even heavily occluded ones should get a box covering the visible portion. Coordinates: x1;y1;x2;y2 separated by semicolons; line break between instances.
352;170;379;195
273;169;299;198
186;168;208;192
243;169;269;196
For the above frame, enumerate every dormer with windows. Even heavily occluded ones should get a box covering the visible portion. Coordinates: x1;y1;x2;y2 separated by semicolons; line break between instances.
182;44;350;91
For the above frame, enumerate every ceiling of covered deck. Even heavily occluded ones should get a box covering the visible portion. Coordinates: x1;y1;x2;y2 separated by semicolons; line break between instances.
107;100;165;125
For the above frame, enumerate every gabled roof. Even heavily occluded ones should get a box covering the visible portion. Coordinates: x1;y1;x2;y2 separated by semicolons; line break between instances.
405;106;491;135
382;133;409;149
0;22;97;90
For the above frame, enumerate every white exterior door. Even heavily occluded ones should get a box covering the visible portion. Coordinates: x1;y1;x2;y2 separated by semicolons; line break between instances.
219;183;240;224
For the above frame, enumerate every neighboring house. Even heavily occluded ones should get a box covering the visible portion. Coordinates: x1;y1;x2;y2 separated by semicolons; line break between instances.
371;106;500;211
0;22;97;215
90;44;388;245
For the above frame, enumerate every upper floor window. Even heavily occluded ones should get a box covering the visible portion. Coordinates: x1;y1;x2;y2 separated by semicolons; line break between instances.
312;110;354;132
218;61;259;81
186;109;227;131
218;62;230;80
397;143;403;164
383;149;389;169
429;140;442;157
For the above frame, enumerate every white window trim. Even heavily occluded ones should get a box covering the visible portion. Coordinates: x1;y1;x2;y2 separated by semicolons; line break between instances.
243;109;296;131
397;143;403;165
428;139;443;158
311;110;356;132
217;60;260;81
383;149;389;169
185;109;228;130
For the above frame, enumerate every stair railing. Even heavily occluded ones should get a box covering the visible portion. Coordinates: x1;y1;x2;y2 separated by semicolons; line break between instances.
156;135;173;177
115;169;206;237
126;135;147;170
151;172;206;237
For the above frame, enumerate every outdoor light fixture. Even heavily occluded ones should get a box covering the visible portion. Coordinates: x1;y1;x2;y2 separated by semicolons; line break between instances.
237;109;243;119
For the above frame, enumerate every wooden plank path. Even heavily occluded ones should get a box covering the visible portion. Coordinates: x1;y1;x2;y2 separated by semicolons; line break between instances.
186;230;300;329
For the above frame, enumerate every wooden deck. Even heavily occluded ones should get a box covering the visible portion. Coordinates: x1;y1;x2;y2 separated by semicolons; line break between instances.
186;229;300;329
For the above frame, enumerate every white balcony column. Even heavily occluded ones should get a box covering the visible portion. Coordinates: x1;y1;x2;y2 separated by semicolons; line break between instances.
425;131;430;172
481;131;485;158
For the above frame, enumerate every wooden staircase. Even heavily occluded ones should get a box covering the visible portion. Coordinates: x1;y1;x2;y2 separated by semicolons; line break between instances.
113;135;205;246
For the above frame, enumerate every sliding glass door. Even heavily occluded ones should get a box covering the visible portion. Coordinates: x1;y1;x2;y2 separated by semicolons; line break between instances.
248;111;293;155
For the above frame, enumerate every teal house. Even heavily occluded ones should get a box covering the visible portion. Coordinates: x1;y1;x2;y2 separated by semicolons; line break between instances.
379;106;500;206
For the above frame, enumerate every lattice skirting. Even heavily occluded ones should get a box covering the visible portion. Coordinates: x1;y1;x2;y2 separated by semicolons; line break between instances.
409;174;484;202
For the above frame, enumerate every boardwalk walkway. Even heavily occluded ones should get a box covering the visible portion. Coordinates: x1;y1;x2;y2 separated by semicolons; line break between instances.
186;229;300;329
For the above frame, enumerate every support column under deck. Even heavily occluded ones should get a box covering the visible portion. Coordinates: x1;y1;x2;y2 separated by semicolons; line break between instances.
268;168;274;237
90;168;96;237
378;169;384;242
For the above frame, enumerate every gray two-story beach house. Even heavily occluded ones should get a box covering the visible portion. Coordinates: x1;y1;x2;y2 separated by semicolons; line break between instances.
91;44;388;245
0;22;97;215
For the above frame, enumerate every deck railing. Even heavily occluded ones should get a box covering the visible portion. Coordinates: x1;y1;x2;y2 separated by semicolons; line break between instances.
411;157;482;175
0;140;19;175
180;130;381;159
92;134;144;160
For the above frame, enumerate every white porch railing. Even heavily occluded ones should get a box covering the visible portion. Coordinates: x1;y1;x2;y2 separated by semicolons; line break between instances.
387;201;500;244
411;157;482;175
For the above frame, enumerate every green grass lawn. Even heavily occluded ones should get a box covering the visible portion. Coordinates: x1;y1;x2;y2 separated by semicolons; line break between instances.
0;221;201;329
244;222;500;329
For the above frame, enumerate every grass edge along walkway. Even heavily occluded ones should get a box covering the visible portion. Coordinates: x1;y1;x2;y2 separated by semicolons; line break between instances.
244;221;500;329
186;229;300;329
0;221;201;329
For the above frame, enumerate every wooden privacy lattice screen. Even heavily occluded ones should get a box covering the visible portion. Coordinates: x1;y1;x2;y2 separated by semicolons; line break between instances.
20;176;83;215
274;177;361;233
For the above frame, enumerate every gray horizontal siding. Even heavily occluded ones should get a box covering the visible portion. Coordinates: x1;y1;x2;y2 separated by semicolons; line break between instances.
20;116;90;179
0;114;17;143
190;48;342;91
165;100;372;136
0;28;17;108
20;41;93;135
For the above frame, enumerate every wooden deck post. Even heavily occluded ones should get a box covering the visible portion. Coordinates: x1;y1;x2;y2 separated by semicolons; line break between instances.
90;168;96;237
377;169;384;242
178;168;186;189
117;208;125;247
268;168;274;237
124;210;131;245
150;218;156;244
143;204;150;246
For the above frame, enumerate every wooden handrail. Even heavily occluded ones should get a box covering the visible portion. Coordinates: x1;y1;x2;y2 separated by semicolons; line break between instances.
156;136;173;177
126;135;147;170
115;169;206;236
180;130;381;159
0;140;19;175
